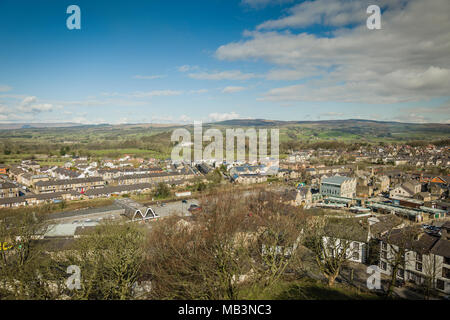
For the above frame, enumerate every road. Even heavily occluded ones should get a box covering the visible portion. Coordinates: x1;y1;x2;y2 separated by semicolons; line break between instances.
148;199;199;218
49;199;199;224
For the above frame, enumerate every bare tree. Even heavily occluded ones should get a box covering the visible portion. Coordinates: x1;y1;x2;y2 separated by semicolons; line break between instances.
304;217;363;287
381;226;421;298
64;221;147;300
144;190;307;299
0;211;60;299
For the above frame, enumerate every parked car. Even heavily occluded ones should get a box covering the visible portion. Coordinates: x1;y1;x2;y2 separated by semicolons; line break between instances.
188;204;202;213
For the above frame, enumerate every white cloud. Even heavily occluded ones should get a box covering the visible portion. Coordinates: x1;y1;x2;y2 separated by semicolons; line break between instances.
266;68;318;80
133;75;166;79
0;85;12;92
320;111;345;118
216;0;450;104
179;115;191;122
18;96;54;113
178;65;198;72
241;0;294;9
189;89;208;94
131;90;183;98
188;70;259;81
222;86;246;93
208;111;241;122
256;0;370;30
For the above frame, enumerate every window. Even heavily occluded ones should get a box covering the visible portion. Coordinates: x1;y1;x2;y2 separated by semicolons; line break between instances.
353;242;360;250
382;251;387;259
436;279;445;290
380;261;387;271
416;253;422;262
416;262;423;272
382;242;387;250
443;267;450;279
397;268;404;278
444;257;450;265
352;251;360;260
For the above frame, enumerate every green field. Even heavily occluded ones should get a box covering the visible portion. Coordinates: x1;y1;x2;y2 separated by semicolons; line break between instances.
0;119;448;164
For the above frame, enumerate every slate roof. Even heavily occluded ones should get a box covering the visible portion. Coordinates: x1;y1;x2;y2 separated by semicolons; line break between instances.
430;239;450;258
321;175;353;186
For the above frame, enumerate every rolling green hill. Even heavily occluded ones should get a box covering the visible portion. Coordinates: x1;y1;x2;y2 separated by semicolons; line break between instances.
0;119;448;163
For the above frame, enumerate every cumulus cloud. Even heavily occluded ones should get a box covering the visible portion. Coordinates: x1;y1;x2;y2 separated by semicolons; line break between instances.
133;75;166;79
208;111;241;122
256;0;373;30
222;86;246;93
178;65;198;72
18;96;54;113
0;85;12;92
188;70;260;81
320;111;345;118
400;100;450;120
131;90;183;98
216;0;450;104
241;0;294;9
179;115;191;122
266;68;319;80
189;89;208;94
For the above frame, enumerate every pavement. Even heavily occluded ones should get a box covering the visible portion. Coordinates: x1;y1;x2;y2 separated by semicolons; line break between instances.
339;262;448;300
48;198;199;225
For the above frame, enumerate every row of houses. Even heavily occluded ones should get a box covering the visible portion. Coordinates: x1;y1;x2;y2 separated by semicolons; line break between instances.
111;171;195;186
34;177;106;194
0;182;19;198
0;191;81;208
318;214;450;294
379;222;450;294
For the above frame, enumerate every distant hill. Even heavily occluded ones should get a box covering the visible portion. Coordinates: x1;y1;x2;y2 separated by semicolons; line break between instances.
207;119;450;142
0;119;448;145
0;123;82;130
212;118;448;128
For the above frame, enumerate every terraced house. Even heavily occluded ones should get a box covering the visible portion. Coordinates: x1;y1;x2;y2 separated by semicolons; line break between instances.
111;172;184;186
0;182;19;198
320;175;357;198
34;177;105;193
379;224;450;294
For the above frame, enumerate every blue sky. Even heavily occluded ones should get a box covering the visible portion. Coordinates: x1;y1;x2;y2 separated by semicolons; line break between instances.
0;0;449;124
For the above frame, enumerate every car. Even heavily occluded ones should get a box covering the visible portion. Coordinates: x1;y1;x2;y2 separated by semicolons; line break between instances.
161;203;166;207
188;204;202;213
84;219;92;222
72;220;79;224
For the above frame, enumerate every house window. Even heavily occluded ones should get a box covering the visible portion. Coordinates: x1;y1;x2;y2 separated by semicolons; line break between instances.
382;242;387;250
380;261;387;271
352;251;360;260
416;262;423;272
443;267;450;279
416;253;422;262
397;268;404;278
444;257;450;265
436;279;445;290
353;242;360;250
